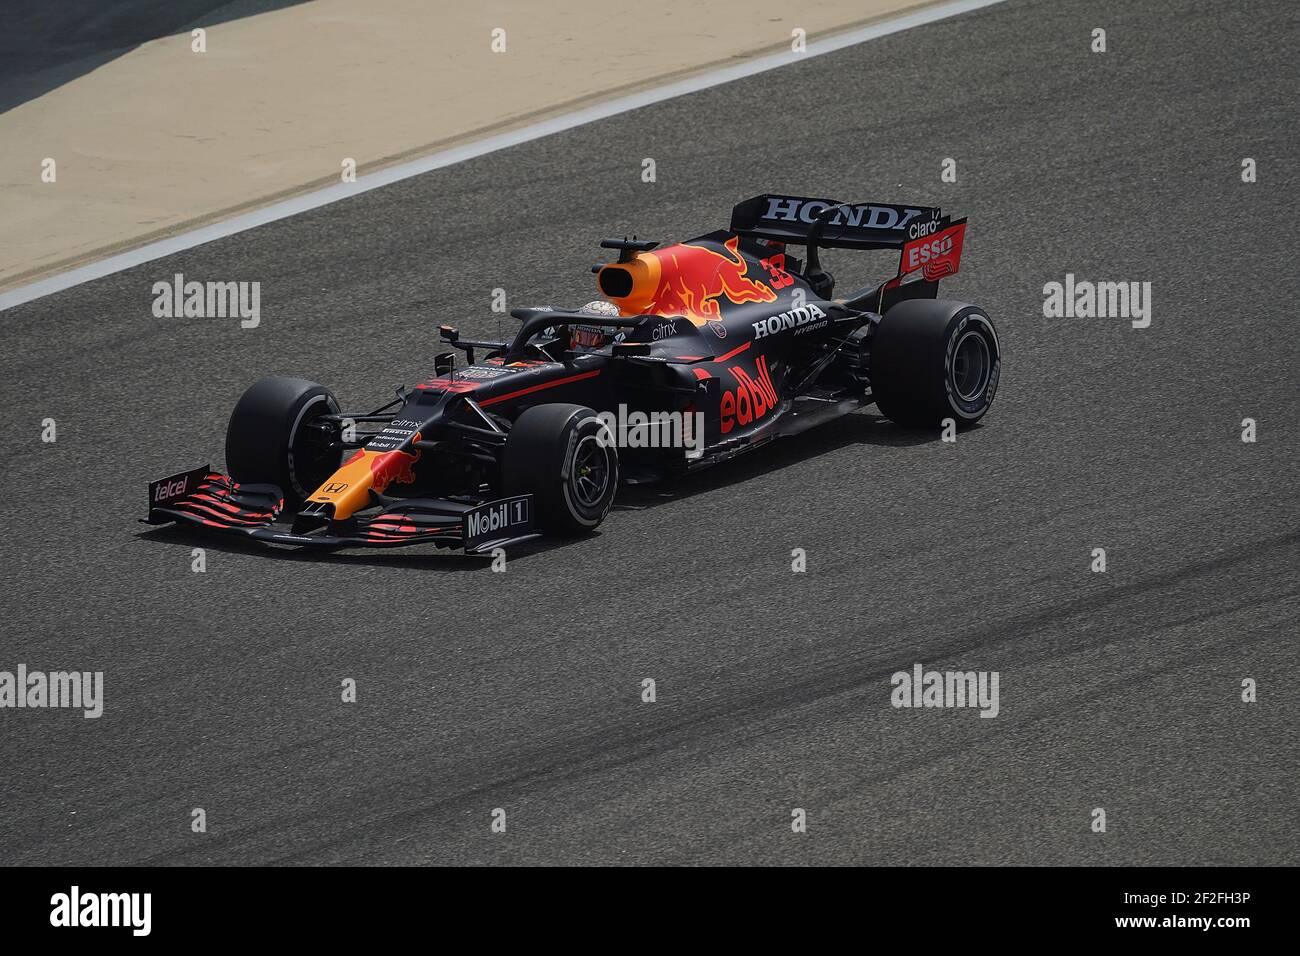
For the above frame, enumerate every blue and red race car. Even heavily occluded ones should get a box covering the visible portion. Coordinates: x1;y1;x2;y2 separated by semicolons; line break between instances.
145;193;1000;553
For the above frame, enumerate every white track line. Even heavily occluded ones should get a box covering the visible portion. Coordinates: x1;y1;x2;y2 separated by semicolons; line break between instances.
0;0;1006;312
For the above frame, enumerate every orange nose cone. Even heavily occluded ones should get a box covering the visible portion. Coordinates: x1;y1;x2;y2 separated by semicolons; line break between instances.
306;447;420;520
597;254;661;316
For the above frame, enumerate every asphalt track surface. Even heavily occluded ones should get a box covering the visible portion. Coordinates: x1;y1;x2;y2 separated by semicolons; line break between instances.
2;0;1297;865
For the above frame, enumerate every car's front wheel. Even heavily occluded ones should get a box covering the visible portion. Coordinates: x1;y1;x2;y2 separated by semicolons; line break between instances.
500;403;619;534
225;376;342;506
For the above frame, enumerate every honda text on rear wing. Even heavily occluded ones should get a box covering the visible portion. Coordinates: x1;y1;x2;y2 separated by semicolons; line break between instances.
730;193;967;310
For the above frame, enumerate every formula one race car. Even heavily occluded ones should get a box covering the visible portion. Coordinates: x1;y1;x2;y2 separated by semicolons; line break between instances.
144;193;999;553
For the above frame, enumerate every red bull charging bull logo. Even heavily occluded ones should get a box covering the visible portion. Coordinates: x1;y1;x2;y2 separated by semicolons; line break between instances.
366;447;420;494
647;236;776;323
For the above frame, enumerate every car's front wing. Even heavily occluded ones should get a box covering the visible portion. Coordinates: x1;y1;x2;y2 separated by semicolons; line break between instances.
143;465;538;554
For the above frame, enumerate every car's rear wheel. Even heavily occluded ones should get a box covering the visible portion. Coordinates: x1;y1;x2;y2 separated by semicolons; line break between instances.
870;299;1001;428
225;376;341;506
501;403;619;534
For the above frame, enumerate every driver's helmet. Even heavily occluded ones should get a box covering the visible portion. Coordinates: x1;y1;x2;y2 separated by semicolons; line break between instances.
570;300;624;350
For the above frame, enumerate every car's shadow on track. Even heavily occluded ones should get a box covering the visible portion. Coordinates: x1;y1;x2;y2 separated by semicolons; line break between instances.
615;411;944;513
134;412;947;569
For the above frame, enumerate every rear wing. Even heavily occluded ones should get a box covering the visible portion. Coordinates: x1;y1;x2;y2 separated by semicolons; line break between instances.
730;194;944;251
731;193;968;307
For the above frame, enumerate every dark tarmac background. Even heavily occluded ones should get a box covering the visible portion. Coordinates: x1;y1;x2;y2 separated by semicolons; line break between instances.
0;0;1295;864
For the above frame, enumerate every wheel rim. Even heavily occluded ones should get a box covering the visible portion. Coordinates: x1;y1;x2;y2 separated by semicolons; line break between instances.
951;330;991;403
287;396;339;496
570;435;610;508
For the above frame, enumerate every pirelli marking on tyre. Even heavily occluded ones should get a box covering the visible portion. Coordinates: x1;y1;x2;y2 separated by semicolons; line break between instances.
943;312;1000;419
